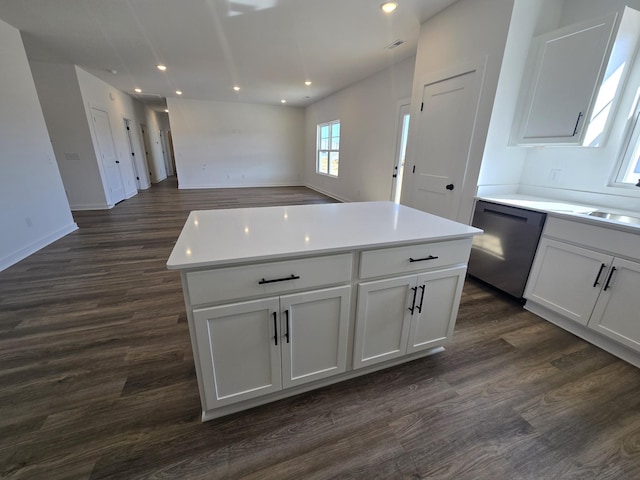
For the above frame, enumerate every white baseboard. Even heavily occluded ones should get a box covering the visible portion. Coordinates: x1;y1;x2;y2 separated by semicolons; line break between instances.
0;222;78;272
303;184;349;203
70;203;111;211
177;182;303;190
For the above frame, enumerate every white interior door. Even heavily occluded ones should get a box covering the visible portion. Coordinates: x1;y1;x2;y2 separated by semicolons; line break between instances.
91;107;125;205
405;69;479;221
124;118;149;190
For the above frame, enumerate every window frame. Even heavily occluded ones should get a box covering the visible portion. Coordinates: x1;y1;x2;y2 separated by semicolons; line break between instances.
612;96;640;187
316;120;340;177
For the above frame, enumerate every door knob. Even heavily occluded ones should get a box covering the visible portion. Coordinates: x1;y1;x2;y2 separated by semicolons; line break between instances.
445;184;454;190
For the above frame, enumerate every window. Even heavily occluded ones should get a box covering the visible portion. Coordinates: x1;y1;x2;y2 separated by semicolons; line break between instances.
615;98;640;186
317;120;340;176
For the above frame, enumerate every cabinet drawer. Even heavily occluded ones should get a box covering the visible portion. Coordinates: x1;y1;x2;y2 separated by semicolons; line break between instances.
186;254;352;306
359;239;471;279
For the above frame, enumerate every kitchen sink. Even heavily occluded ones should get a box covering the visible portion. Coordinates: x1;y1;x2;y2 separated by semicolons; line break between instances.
588;211;640;225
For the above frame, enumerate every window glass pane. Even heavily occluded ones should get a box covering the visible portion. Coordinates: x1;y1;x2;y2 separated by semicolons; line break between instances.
320;138;329;150
320;125;330;139
329;152;339;176
318;151;329;174
331;122;340;150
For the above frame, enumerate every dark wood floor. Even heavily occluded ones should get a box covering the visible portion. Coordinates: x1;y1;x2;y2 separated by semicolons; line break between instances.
1;178;640;480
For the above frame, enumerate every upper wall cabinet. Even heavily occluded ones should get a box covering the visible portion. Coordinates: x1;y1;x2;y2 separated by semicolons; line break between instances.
510;9;640;147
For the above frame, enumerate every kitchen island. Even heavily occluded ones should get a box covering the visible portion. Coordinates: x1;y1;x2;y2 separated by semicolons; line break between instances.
167;201;481;421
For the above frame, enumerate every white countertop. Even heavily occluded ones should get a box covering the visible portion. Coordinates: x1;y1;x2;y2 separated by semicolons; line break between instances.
477;194;640;233
167;201;482;270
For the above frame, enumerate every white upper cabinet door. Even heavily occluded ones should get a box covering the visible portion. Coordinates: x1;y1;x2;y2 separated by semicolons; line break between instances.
588;258;640;351
193;297;282;410
407;267;466;354
511;13;617;145
353;275;415;369
524;238;613;325
279;286;351;389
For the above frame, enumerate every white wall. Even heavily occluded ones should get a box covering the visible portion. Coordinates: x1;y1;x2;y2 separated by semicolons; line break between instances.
76;67;166;199
304;56;416;202
520;0;640;207
29;61;109;209
0;19;77;271
505;0;640;211
478;0;561;196
403;0;515;223
167;98;304;189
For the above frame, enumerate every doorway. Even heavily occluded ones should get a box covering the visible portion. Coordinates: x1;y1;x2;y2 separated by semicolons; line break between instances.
391;102;410;204
140;124;154;183
124;118;150;190
91;107;125;205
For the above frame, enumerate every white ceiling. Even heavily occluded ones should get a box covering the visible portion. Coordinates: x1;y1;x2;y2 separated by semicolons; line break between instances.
0;0;457;110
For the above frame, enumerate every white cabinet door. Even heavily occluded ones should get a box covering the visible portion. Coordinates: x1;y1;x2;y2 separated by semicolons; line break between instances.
353;275;415;369
407;266;466;354
193;297;282;410
524;238;613;325
280;286;351;389
512;13;617;145
588;258;640;350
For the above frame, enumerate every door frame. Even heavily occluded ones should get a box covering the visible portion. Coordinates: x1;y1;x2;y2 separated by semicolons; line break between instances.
89;104;125;206
391;99;411;204
403;56;487;224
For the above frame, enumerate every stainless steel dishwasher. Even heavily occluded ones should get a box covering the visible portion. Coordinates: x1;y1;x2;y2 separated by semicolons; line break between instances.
467;200;546;299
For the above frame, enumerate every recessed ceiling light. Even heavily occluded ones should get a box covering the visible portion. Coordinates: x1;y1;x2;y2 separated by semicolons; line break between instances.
305;80;312;86
281;99;287;104
134;88;142;93
164;109;169;113
156;64;167;71
176;90;183;95
233;86;240;91
381;2;398;13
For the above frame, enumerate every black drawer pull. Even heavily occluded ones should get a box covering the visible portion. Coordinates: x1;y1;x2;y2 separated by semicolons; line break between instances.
273;312;278;346
409;255;439;263
416;285;426;314
284;310;290;344
593;263;606;287
408;286;418;314
258;274;300;285
603;267;617;291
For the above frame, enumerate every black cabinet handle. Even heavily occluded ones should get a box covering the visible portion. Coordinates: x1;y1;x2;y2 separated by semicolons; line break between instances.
416;285;426;314
409;255;439;263
408;286;418;314
572;112;584;136
284;310;290;344
603;267;617;291
446;184;454;191
259;274;300;285
593;263;607;287
273;312;278;346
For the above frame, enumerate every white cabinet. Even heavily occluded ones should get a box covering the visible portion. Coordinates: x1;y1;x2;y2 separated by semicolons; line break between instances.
168;202;480;420
589;258;640;351
194;285;351;410
511;13;617;145
193;297;282;409
353;266;466;369
525;216;640;363
525;238;613;325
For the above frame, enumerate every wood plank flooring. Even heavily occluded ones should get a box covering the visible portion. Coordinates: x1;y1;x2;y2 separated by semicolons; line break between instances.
1;177;640;479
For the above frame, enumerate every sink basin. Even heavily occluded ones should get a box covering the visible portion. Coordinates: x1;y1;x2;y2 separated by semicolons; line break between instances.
588;211;640;225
